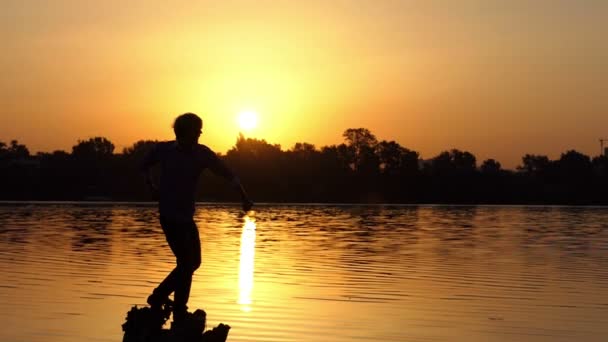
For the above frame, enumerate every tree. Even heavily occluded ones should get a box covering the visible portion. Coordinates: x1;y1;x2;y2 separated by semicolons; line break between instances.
429;149;477;176
72;137;115;160
69;137;116;198
0;140;30;161
291;143;317;155
376;140;403;174
518;154;550;175
343;128;378;152
5;126;608;204
592;155;608;177
342;128;379;172
557;150;591;178
9;140;30;159
480;159;501;175
0;141;7;161
123;140;158;157
452;149;476;172
229;133;282;159
376;140;419;175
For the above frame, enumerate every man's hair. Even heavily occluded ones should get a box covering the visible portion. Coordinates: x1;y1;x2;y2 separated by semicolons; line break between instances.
173;112;203;138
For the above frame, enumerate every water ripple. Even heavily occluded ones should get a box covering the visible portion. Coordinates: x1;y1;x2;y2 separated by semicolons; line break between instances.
0;204;607;341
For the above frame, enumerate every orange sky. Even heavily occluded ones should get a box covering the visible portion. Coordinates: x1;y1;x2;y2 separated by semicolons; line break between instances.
1;0;607;168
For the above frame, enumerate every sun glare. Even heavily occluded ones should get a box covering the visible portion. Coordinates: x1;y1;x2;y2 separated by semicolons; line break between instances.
238;214;256;311
237;110;258;131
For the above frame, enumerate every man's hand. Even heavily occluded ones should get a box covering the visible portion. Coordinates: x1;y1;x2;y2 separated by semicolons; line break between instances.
242;198;254;212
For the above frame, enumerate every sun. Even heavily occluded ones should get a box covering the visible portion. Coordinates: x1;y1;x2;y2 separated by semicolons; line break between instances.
237;110;258;131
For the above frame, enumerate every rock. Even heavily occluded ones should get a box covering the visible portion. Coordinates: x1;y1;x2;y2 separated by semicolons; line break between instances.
202;323;231;342
122;306;230;342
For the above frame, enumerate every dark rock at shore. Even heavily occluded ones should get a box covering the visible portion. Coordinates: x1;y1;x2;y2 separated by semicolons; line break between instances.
122;305;230;342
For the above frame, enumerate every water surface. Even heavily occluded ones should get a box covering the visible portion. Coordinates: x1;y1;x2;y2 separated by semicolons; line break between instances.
1;203;607;341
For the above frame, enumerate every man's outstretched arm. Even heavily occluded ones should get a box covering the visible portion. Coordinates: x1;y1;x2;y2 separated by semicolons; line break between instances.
231;176;253;212
209;154;253;212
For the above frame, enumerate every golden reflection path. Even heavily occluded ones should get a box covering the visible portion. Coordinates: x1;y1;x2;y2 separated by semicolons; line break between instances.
238;213;256;311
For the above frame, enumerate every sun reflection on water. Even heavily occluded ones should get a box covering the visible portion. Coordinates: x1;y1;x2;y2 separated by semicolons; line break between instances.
238;213;256;311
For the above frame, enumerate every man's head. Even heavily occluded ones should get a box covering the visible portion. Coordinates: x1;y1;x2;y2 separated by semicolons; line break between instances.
173;112;202;149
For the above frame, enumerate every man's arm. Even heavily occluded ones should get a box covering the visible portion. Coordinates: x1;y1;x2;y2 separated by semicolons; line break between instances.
140;144;160;197
231;176;253;212
207;151;253;211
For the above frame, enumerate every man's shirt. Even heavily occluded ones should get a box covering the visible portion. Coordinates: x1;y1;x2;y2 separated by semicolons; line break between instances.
141;141;233;220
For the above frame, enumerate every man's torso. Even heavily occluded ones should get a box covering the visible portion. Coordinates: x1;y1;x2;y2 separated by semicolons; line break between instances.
153;141;218;219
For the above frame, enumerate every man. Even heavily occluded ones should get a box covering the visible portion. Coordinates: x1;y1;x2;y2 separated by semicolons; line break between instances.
141;112;253;323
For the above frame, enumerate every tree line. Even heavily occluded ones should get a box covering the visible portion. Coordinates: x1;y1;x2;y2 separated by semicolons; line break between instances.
1;128;607;204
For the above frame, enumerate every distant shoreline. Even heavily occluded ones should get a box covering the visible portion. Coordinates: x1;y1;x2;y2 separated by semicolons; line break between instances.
1;200;608;208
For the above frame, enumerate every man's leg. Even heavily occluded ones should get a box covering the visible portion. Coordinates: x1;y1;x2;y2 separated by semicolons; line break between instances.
147;217;179;308
148;218;200;307
149;270;178;306
172;220;201;320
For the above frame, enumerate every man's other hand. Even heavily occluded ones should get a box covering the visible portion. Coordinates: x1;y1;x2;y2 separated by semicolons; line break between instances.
148;182;159;200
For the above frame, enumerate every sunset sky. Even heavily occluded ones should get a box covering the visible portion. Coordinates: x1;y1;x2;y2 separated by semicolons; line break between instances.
1;0;606;168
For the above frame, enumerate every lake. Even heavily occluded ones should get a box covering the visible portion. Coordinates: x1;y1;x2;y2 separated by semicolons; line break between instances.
0;203;607;341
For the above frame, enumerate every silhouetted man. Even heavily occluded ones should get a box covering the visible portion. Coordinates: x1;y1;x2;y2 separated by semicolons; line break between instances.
141;112;253;323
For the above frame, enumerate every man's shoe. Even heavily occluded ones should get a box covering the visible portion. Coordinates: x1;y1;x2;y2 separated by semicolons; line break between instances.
172;305;188;323
147;293;173;311
170;308;188;336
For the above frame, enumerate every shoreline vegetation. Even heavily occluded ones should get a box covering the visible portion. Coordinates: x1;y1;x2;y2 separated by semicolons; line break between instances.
2;128;607;205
